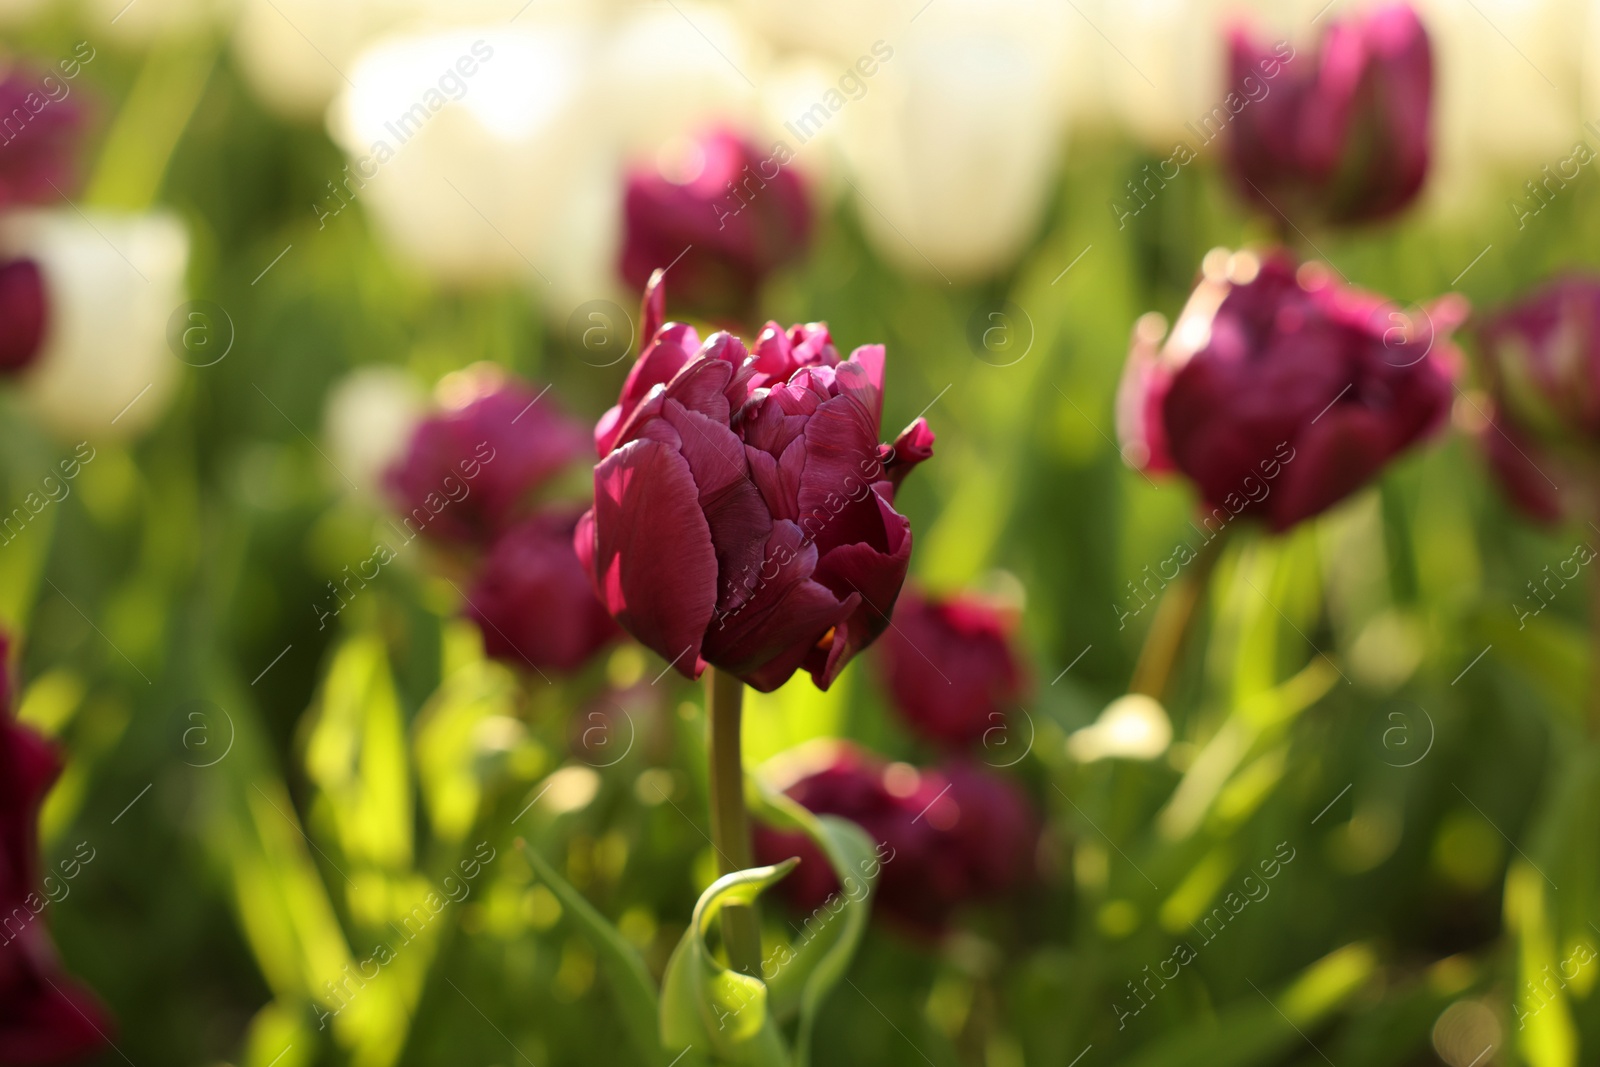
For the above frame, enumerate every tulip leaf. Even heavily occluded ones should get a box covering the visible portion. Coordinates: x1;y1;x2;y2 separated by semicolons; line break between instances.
521;842;665;1067
660;860;798;1067
750;784;880;1066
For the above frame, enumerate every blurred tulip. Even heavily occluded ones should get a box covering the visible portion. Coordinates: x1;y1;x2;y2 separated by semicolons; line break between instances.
386;366;588;548
234;0;405;121
1119;248;1461;532
834;0;1070;280
0;209;188;440
577;273;932;692
465;510;620;674
0;634;112;1064
323;365;426;504
0;69;82;210
1475;276;1600;522
1226;2;1433;226
753;742;1035;936
0;259;45;374
874;586;1026;750
620;128;810;324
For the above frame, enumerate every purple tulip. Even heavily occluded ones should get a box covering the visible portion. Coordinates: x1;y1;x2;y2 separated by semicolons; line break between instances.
0;71;83;210
1226;3;1432;226
577;272;933;693
874;587;1027;750
752;744;1035;936
619;128;810;324
1475;276;1600;522
0;259;46;374
386;372;589;548
0;636;112;1065
465;510;620;674
1118;250;1461;532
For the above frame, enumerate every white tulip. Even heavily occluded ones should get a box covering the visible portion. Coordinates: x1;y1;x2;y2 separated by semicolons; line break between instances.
322;365;426;501
834;0;1071;281
1067;694;1174;763
88;0;235;45
735;0;910;64
0;209;189;441
233;0;412;120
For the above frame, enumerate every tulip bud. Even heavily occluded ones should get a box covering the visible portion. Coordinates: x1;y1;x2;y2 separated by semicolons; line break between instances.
1226;3;1433;226
873;587;1027;751
0;68;83;210
1118;249;1461;532
577;272;933;693
0;209;189;440
465;510;620;674
620;128;810;324
0;631;114;1063
1475;276;1600;523
752;742;1035;936
386;367;588;548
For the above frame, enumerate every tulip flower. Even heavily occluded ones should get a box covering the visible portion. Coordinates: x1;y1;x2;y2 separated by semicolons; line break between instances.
753;743;1035;936
620;128;810;324
874;586;1027;750
465;510;620;674
386;368;589;548
1226;3;1433;226
1475;276;1600;523
0;636;112;1064
1118;248;1461;532
0;69;82;210
323;366;426;507
577;271;933;693
0;259;45;374
0;209;189;440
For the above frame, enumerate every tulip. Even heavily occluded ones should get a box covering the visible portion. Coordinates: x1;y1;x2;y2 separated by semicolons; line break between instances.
0;259;45;373
873;586;1026;750
1475;276;1600;523
752;743;1035;935
1118;249;1461;532
619;128;810;324
576;272;933;692
386;367;589;548
0;635;112;1064
0;69;82;210
323;366;426;506
465;510;620;674
1226;3;1433;226
0;209;189;440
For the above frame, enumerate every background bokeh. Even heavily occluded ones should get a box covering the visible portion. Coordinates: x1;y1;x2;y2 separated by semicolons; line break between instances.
3;0;1600;1065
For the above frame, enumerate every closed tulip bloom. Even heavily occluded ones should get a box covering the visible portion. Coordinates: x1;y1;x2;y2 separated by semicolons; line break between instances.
0;70;82;210
620;128;810;324
1118;249;1461;532
0;259;45;373
577;272;933;692
387;369;589;548
752;743;1035;936
1475;276;1600;522
1226;3;1432;226
465;510;620;674
0;637;112;1064
874;587;1026;750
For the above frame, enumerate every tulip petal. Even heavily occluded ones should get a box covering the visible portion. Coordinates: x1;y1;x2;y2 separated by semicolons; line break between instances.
704;520;856;693
585;435;717;676
805;489;913;689
796;393;882;555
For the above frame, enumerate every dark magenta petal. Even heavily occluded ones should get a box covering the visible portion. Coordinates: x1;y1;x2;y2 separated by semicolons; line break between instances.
796;393;883;555
600;322;702;455
583;435;718;677
0;971;114;1066
882;418;935;491
467;511;619;674
0;260;47;374
0;72;83;210
805;490;913;689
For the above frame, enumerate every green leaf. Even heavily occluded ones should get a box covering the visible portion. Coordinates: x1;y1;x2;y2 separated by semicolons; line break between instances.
520;842;665;1067
661;860;799;1067
750;785;880;1066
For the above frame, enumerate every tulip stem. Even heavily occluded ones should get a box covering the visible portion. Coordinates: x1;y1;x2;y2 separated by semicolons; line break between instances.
706;667;763;977
1128;529;1228;703
1590;542;1600;739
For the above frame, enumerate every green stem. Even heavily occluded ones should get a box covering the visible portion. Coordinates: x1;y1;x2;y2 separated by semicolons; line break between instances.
1128;529;1228;703
706;667;762;976
1590;526;1600;739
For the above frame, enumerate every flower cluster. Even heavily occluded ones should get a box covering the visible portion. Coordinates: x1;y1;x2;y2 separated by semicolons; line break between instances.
386;366;620;674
